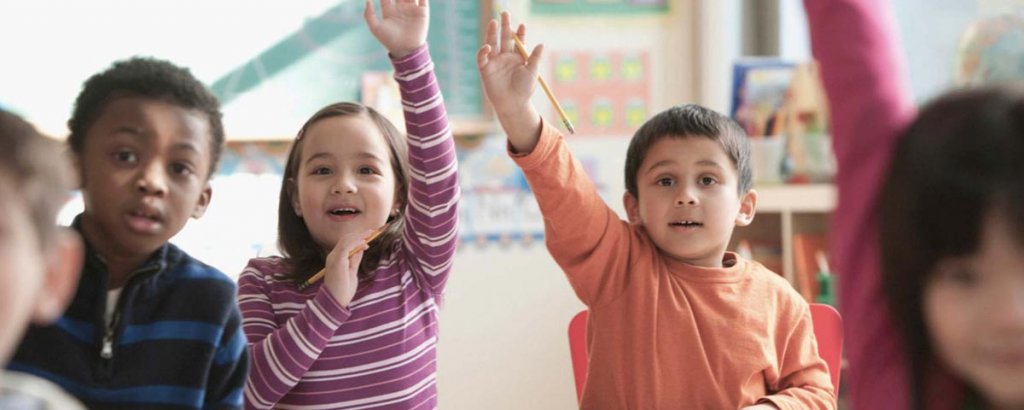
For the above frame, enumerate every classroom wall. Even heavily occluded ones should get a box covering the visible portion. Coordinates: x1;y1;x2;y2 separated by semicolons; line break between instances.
892;0;1024;102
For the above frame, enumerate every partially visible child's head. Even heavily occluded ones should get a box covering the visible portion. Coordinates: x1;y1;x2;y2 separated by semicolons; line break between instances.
622;104;756;267
67;57;224;258
0;111;82;365
880;84;1024;409
278;102;409;283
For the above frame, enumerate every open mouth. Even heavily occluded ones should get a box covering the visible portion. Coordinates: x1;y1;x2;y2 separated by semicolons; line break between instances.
670;220;703;227
126;207;163;234
328;207;360;216
129;208;162;223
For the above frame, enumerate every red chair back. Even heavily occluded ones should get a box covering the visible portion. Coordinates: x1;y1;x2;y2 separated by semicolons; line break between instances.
809;303;843;393
568;310;588;402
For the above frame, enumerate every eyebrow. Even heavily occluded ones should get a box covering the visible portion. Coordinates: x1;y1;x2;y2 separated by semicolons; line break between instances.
645;159;725;173
304;151;385;165
112;127;202;155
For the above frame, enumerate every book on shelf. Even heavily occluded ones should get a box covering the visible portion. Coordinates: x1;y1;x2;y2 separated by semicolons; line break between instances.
793;233;829;303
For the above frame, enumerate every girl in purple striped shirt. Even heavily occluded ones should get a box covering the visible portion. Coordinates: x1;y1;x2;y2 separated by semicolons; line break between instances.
236;1;459;408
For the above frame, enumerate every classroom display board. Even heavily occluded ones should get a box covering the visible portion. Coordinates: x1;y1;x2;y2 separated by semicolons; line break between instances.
531;0;667;14
210;0;485;122
548;50;651;137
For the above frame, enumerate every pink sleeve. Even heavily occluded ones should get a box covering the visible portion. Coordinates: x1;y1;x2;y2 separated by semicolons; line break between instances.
803;0;916;408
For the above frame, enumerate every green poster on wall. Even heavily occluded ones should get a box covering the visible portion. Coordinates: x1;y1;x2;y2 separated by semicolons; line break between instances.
211;0;485;119
531;0;667;15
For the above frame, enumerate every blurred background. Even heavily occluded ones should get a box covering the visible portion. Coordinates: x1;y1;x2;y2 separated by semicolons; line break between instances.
3;0;1023;408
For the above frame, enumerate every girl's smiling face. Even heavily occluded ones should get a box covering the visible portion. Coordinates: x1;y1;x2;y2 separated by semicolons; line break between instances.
925;208;1024;408
292;114;397;251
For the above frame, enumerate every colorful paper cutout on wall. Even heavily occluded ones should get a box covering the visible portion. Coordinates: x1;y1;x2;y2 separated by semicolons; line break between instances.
549;51;650;137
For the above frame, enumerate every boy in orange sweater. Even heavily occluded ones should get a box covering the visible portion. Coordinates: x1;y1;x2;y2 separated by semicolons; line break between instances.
477;13;834;409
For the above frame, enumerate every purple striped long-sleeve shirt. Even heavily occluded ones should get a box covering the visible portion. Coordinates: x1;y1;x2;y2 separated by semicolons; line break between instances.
237;45;459;410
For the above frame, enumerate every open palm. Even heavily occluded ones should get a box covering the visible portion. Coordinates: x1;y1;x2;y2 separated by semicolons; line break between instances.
477;17;541;119
365;0;429;58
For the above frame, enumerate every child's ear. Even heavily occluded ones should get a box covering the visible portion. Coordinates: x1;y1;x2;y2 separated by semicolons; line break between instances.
623;192;642;225
32;229;83;324
288;178;302;217
735;189;758;227
190;183;213;219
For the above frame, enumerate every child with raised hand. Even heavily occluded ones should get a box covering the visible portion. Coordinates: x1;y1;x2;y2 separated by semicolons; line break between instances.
236;0;459;408
0;111;84;409
805;0;1024;408
477;11;833;410
8;57;248;409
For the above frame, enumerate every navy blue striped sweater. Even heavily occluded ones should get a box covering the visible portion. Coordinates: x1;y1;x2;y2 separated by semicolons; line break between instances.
9;218;248;409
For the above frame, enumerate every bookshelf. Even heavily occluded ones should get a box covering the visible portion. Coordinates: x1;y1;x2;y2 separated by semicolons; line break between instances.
730;183;835;295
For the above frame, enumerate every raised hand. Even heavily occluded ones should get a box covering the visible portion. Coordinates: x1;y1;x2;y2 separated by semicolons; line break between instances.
477;11;543;153
364;0;429;59
322;229;373;307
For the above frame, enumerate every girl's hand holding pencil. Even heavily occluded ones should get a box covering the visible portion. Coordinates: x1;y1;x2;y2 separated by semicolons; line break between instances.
303;227;386;307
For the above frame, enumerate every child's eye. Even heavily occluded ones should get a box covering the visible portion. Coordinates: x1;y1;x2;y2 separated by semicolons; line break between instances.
170;162;194;176
699;176;717;186
113;149;138;164
311;167;332;176
935;265;979;288
358;166;378;175
656;177;675;187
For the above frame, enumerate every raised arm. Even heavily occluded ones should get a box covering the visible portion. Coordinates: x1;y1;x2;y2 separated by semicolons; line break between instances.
367;0;459;295
803;0;915;408
478;12;635;306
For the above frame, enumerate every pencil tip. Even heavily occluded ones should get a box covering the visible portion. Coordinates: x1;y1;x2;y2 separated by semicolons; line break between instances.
565;121;576;134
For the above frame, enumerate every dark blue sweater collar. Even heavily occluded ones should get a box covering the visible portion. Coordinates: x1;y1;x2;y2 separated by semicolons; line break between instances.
70;214;170;284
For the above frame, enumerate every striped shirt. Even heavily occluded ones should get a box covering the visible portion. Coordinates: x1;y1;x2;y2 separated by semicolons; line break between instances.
237;45;459;410
9;217;249;410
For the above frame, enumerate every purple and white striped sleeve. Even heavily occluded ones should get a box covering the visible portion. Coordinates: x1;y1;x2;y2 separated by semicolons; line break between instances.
391;45;460;296
237;260;351;409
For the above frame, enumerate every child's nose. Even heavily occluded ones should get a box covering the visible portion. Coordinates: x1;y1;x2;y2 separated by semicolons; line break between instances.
136;163;168;195
675;189;698;206
331;174;357;194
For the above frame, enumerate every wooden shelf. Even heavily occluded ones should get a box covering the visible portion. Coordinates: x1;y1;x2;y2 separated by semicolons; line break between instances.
733;183;836;297
755;184;835;213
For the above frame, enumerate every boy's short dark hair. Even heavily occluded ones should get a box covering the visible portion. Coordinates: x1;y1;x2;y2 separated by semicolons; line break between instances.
0;110;74;248
67;57;225;176
624;104;752;198
879;84;1024;408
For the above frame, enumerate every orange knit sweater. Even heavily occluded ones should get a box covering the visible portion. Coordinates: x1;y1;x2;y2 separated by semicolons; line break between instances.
511;121;835;409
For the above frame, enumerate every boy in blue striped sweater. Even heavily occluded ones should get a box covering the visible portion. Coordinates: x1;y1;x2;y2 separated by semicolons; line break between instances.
8;57;248;410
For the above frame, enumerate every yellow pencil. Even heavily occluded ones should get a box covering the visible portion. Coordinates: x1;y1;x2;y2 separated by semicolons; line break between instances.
299;226;387;290
510;34;576;134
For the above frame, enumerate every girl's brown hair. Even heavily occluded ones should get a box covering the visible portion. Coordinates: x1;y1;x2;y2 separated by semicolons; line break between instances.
277;102;410;285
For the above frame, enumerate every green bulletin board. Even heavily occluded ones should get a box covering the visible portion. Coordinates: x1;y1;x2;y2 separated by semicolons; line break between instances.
532;0;667;14
211;0;486;119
